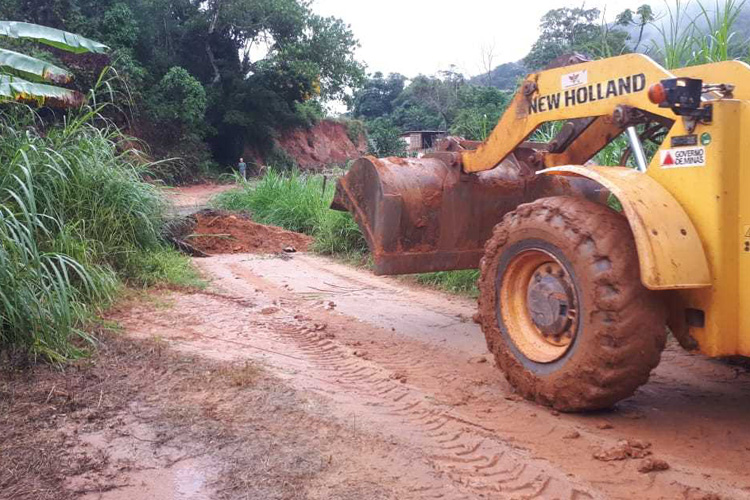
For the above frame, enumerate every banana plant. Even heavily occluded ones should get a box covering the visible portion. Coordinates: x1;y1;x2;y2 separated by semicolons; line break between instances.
0;21;108;107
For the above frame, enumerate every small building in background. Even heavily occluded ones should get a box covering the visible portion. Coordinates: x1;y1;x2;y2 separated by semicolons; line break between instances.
400;130;447;154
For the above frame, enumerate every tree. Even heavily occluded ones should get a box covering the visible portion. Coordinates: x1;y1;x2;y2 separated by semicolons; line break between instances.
468;61;527;91
391;69;464;130
450;85;510;141
283;14;365;104
146;66;213;179
390;102;442;131
100;3;139;49
173;0;364;163
0;21;107;106
1;0;364;172
479;41;497;87
524;7;630;69
353;63;512;145
149;66;207;131
616;5;655;53
352;72;406;119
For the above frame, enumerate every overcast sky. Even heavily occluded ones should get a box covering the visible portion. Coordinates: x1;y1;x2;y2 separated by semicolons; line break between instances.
312;0;646;78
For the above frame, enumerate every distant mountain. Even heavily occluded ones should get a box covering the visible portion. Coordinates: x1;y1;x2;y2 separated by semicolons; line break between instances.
469;61;528;91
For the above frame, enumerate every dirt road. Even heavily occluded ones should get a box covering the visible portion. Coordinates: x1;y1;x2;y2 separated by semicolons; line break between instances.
106;251;750;500
5;184;749;500
165;183;235;216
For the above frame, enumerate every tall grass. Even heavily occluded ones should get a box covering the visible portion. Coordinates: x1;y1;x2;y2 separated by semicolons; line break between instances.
693;0;746;64
651;0;696;69
0;105;194;362
650;0;747;69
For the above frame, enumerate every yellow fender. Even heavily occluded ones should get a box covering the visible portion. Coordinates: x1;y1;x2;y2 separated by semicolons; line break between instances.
539;166;711;290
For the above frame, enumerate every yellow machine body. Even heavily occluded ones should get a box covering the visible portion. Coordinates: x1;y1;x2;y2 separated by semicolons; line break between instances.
462;54;675;173
336;54;750;358
542;105;748;357
467;56;750;357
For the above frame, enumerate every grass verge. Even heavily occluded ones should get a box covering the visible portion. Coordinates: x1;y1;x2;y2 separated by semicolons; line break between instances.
414;270;480;298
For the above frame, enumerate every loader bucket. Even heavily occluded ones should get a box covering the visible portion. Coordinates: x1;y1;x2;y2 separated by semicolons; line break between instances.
332;152;578;275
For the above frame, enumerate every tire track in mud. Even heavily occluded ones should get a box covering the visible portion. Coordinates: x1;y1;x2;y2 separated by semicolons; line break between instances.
126;254;750;500
121;287;596;500
202;259;621;499
196;288;594;498
272;320;597;500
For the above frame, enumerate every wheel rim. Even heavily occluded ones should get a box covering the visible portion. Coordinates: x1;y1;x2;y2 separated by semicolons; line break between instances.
498;249;579;363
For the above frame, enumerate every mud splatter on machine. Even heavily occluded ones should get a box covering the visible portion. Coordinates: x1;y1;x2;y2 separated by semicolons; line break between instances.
334;53;750;411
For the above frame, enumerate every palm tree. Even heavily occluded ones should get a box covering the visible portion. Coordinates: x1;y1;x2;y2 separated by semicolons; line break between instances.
0;21;108;107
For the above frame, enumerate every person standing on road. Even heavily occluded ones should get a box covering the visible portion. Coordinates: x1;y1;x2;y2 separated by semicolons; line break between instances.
237;158;247;180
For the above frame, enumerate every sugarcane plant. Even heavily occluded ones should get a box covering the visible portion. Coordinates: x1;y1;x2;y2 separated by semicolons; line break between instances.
0;21;108;107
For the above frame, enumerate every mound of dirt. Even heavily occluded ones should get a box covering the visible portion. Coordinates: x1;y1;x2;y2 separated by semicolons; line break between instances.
188;211;312;255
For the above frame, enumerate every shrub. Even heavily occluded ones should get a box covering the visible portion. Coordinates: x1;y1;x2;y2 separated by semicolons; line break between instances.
294;100;325;127
366;117;406;157
342;118;366;145
148;67;207;130
265;145;298;171
142;67;214;183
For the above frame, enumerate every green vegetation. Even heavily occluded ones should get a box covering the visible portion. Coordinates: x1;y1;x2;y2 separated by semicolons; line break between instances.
365;117;407;157
352;69;512;143
355;1;750;149
415;271;480;298
468;61;527;91
4;1;747;181
5;0;750;364
124;248;204;289
652;0;747;69
1;0;364;180
347;6;650;141
524;7;630;69
0;21;107;106
0;21;200;364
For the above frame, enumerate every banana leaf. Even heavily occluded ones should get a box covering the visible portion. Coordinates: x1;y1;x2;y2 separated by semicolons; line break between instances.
0;74;83;107
0;21;108;54
0;48;72;83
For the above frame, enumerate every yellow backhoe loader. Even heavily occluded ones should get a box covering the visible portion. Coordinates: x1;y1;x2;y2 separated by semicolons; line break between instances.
332;53;750;411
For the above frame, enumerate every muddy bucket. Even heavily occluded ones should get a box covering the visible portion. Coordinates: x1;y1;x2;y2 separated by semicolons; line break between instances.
332;153;543;275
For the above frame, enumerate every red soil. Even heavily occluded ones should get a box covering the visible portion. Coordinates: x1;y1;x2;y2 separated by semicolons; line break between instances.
274;120;366;169
189;212;312;255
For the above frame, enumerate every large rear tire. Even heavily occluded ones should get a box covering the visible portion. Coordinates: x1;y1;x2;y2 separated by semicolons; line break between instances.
478;196;667;411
